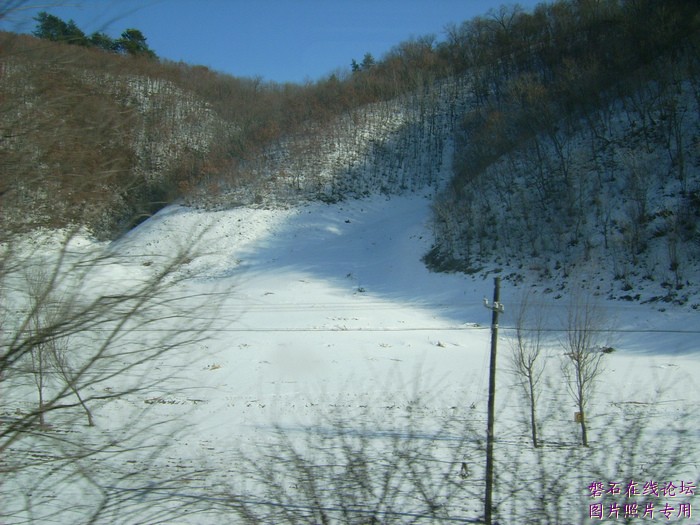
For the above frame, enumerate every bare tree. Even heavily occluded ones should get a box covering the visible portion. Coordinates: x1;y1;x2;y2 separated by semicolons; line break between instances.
0;5;231;521
22;267;70;428
560;290;609;447
29;275;98;427
495;391;697;525
1;225;225;523
51;331;95;426
24;279;51;428
509;291;547;448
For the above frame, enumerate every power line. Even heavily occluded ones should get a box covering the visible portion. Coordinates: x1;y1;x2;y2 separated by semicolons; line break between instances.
2;325;700;335
499;326;700;335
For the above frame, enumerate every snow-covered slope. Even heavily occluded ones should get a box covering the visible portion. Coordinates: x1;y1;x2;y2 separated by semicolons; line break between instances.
4;191;698;524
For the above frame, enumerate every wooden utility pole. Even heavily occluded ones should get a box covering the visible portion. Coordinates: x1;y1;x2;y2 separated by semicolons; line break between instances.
484;276;503;525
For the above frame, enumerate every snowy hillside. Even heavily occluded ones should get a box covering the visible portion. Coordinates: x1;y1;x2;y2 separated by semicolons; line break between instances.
0;52;231;236
429;76;700;308
3;190;698;524
3;2;700;521
205;77;471;207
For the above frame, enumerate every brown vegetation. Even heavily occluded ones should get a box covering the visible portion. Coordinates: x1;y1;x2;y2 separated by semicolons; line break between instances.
0;19;458;238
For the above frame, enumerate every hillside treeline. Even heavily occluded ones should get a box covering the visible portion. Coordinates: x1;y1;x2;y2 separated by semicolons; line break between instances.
2;0;700;260
0;12;453;237
426;0;700;304
32;11;157;58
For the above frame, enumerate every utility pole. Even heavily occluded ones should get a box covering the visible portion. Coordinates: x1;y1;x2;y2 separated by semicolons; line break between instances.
483;276;504;525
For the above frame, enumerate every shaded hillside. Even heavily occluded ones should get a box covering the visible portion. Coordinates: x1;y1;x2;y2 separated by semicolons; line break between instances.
200;76;470;207
430;77;700;300
425;0;700;305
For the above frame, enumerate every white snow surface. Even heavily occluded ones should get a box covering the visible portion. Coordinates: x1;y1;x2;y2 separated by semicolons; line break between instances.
4;191;699;524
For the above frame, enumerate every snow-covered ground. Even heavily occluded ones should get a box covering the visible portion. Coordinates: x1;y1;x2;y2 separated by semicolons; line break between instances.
3;190;699;524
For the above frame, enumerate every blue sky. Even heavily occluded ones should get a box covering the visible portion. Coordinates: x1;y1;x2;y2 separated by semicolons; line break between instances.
2;1;543;84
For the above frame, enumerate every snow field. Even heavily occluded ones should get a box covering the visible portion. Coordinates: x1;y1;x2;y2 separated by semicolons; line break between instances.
3;191;699;523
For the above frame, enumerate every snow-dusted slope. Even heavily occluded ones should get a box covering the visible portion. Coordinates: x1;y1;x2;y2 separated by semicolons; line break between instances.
430;78;700;307
211;77;470;207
